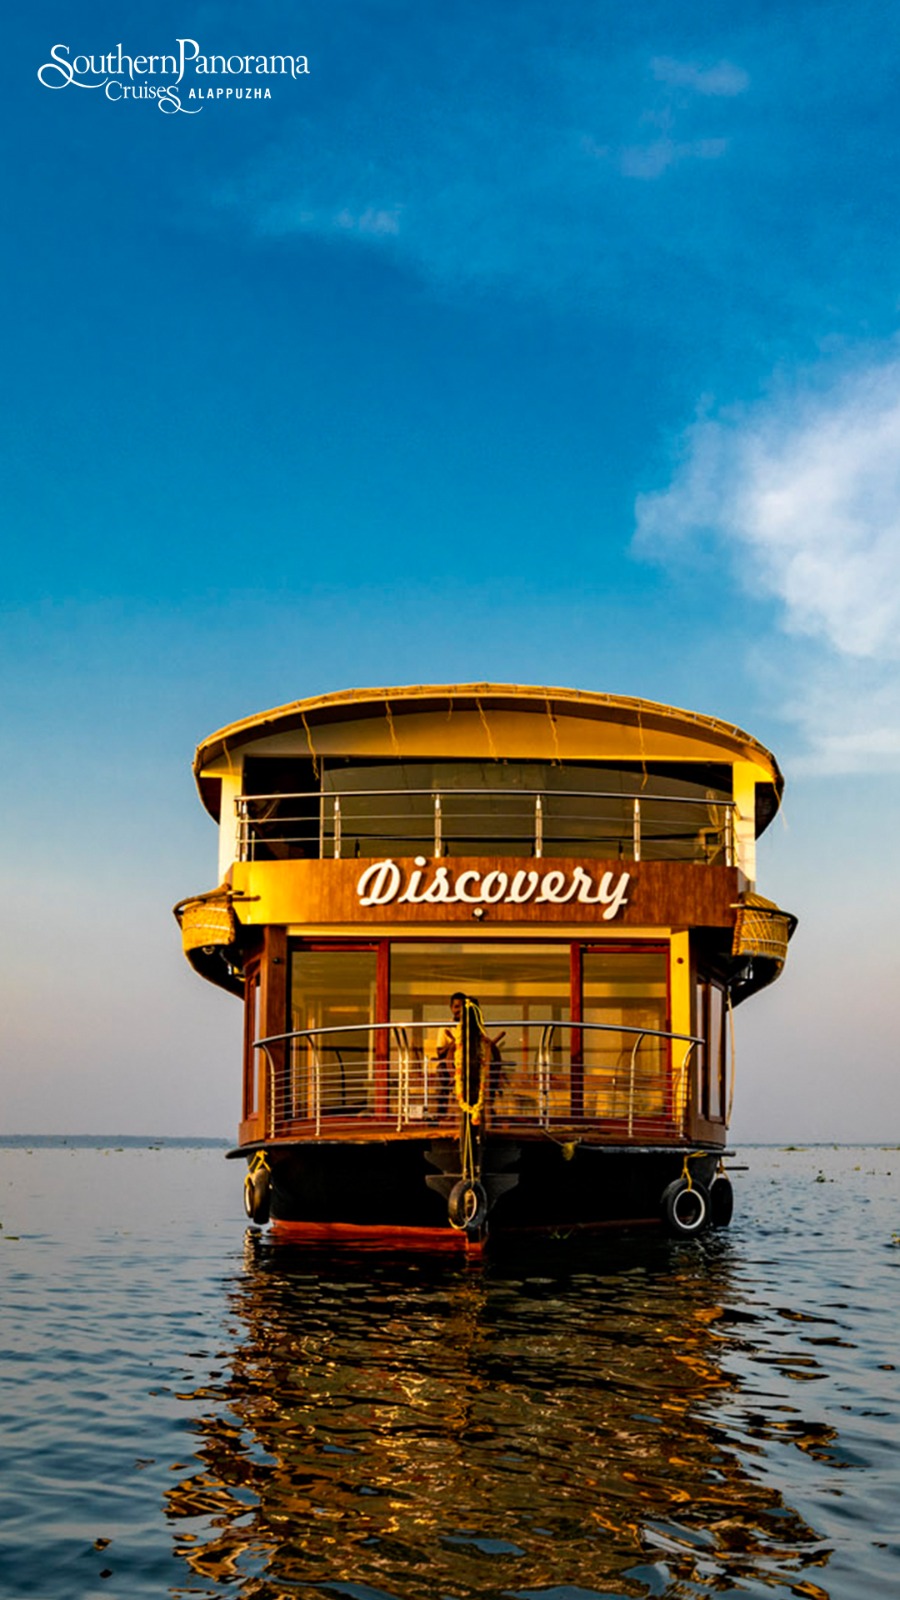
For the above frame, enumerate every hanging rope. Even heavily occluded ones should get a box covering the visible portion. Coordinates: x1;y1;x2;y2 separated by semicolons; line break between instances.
455;1002;484;1228
680;1150;708;1191
454;997;487;1127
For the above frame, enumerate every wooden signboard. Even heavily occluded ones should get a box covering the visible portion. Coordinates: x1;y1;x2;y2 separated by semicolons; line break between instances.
231;856;740;930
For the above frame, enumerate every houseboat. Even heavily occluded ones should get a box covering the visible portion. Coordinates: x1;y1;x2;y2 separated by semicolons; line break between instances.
175;684;795;1245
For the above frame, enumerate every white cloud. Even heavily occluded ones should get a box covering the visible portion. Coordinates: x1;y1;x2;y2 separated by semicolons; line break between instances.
604;54;745;180
634;357;900;769
617;136;728;179
213;34;750;294
778;652;900;773
650;57;750;97
335;206;401;236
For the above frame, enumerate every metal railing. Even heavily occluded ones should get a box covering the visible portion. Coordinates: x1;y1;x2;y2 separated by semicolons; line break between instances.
235;789;734;866
253;1018;701;1143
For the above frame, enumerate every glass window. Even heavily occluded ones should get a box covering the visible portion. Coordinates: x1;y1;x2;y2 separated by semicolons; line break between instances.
582;950;669;1123
390;942;570;1120
289;949;378;1119
694;977;707;1118
694;976;727;1123
708;983;725;1121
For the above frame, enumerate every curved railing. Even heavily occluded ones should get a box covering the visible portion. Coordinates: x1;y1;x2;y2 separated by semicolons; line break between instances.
236;788;734;866
253;1018;702;1143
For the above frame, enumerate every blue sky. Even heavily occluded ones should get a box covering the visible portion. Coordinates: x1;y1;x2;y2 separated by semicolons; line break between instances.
4;0;899;1138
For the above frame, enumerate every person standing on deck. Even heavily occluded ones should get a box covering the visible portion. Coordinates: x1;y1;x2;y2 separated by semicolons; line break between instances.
435;993;506;1117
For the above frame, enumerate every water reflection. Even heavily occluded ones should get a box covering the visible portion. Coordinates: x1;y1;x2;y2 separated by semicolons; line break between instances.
167;1232;834;1599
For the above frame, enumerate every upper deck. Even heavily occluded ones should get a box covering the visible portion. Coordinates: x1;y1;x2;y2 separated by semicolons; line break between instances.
192;683;782;885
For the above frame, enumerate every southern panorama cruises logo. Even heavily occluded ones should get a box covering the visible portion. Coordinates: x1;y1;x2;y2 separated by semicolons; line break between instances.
37;39;310;113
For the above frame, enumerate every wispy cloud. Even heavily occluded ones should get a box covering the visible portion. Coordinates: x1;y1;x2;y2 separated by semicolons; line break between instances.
213;22;749;296
634;356;900;770
617;136;728;179
650;57;749;97
334;206;401;236
586;53;745;179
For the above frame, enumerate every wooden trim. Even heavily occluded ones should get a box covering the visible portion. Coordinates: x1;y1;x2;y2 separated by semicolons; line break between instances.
289;939;382;951
242;961;260;1121
581;940;670;953
260;927;287;1136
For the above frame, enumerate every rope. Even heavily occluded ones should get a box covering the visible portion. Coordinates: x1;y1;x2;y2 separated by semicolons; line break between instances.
452;998;487;1195
680;1150;708;1191
454;998;487;1126
244;1149;270;1208
248;1150;270;1180
460;1117;477;1187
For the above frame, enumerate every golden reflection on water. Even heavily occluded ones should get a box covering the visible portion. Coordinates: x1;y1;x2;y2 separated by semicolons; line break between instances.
166;1233;834;1599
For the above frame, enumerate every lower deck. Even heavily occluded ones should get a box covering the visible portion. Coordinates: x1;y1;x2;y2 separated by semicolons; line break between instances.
251;1017;704;1144
238;934;738;1149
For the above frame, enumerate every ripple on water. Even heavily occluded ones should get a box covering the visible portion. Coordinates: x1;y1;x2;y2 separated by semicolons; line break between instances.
1;1144;899;1598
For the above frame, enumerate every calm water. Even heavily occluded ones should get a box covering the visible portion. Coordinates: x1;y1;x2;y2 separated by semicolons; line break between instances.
1;1143;898;1600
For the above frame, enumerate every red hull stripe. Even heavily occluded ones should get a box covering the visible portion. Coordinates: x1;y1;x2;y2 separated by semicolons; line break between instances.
268;1219;482;1253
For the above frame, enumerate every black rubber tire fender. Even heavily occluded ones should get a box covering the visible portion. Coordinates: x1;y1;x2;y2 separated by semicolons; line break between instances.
709;1174;734;1228
661;1176;710;1237
447;1178;488;1231
243;1165;271;1226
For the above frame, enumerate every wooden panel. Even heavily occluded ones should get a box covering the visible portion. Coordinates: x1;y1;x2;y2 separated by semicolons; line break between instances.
241;960;261;1136
233;857;739;931
261;926;287;1025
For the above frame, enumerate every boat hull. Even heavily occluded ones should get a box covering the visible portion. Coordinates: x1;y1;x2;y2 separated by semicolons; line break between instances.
241;1138;726;1242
